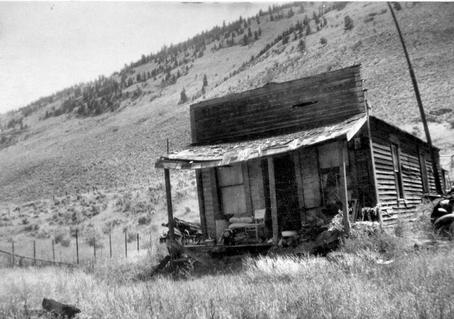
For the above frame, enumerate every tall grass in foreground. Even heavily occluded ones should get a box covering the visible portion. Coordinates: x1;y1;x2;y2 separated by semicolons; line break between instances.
1;243;454;319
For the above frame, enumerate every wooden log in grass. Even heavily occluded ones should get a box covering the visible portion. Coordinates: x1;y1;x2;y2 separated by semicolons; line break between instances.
42;298;81;318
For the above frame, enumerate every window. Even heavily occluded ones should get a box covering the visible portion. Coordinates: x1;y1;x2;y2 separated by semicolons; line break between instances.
217;164;247;217
391;144;404;199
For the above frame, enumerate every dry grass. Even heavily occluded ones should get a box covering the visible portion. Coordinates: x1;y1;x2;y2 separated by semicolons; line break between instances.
1;237;454;319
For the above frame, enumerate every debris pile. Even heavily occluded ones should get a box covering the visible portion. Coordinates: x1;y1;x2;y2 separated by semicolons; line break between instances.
431;188;454;237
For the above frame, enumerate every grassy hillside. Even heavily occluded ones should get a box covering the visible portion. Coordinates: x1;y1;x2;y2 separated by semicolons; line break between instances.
1;2;453;202
0;2;453;243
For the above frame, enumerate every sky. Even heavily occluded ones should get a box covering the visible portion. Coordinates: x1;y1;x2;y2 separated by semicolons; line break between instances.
0;1;273;113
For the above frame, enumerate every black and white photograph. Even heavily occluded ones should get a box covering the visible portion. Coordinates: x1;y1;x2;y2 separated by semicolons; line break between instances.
0;1;453;318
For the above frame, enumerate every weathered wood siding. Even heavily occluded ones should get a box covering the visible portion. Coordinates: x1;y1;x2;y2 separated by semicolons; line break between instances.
247;160;266;213
370;118;439;223
190;65;365;144
298;147;321;209
200;168;222;237
426;159;438;194
348;129;377;208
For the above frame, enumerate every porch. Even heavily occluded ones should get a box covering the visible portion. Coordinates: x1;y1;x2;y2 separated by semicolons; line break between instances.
156;115;371;249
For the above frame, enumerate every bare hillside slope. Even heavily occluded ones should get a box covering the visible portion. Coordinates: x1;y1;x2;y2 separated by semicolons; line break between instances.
0;2;453;203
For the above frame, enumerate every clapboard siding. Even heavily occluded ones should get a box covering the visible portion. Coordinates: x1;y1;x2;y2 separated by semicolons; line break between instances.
371;134;431;223
372;140;398;209
426;159;437;193
190;65;364;144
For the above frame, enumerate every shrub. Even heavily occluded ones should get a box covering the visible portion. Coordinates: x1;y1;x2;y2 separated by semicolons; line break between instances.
320;37;327;45
298;39;306;52
127;231;137;243
344;15;354;31
23;224;39;232
393;2;402;11
178;88;188;105
54;230;67;243
138;215;151;225
60;238;71;247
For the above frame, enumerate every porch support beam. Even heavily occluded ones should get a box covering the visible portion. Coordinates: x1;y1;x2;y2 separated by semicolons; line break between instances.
164;168;175;241
195;170;207;238
338;139;351;235
267;157;279;245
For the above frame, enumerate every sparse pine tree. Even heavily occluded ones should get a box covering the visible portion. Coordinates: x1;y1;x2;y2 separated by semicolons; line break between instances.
298;39;306;52
203;74;208;87
344;15;354;31
322;16;327;27
313;11;320;25
282;35;289;45
248;27;252;38
254;31;259;41
258;27;262;36
179;88;188;104
306;24;312;36
242;34;249;46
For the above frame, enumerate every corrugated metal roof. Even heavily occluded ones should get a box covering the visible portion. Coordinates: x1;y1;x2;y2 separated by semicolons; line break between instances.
156;114;368;170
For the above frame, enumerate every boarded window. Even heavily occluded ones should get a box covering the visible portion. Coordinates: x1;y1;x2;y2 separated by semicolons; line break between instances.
217;165;247;217
391;144;405;199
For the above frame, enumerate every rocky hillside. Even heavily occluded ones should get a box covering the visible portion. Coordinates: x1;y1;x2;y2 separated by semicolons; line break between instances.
1;2;453;204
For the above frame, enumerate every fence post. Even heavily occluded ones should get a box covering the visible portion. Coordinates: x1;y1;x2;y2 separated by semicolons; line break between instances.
33;240;36;266
124;230;128;258
93;237;96;261
11;241;15;267
75;229;79;265
137;233;139;252
109;232;112;258
52;239;55;262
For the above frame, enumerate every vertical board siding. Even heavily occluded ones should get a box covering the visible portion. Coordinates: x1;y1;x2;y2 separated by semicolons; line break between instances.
190;65;364;144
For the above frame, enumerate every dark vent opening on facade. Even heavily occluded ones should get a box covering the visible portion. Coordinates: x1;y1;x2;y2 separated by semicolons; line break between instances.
292;101;319;108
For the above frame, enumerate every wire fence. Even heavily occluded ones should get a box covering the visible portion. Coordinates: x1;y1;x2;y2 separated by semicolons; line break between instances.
0;228;156;268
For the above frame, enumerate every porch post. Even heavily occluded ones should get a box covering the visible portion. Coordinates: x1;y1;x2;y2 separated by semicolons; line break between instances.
195;170;207;237
338;139;351;235
267;157;279;245
164;168;175;241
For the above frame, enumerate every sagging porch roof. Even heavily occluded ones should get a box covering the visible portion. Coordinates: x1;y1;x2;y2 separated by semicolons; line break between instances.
155;114;368;170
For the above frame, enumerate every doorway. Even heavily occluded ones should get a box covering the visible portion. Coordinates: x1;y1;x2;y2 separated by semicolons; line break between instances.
273;154;301;232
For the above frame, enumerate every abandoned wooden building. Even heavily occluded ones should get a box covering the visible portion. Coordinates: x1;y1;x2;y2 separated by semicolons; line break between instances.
156;65;443;247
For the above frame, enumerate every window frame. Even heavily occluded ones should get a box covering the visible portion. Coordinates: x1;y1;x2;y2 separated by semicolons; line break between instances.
216;164;247;217
391;143;405;199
